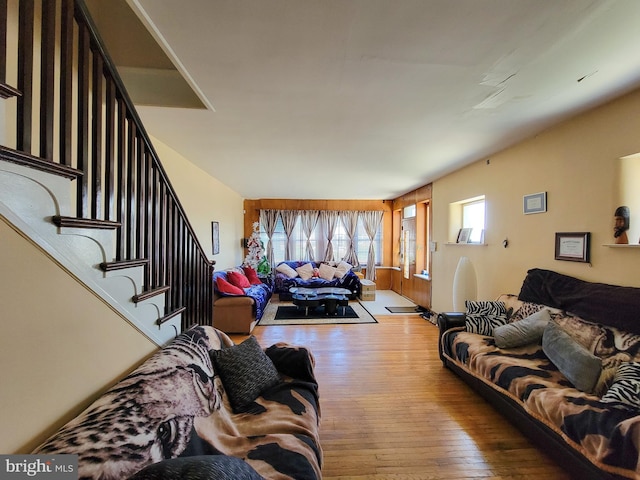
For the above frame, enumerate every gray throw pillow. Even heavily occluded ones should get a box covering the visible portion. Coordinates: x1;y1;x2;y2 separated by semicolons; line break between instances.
493;309;551;348
127;455;263;480
211;336;281;411
542;321;602;393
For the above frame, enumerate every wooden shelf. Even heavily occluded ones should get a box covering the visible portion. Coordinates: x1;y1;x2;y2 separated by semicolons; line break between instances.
602;244;640;248
446;242;487;246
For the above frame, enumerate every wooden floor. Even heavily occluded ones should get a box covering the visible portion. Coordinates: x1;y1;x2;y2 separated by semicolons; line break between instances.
232;314;571;480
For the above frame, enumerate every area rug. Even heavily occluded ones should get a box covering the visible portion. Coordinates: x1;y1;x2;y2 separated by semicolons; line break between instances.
259;301;377;326
275;305;359;319
385;306;420;313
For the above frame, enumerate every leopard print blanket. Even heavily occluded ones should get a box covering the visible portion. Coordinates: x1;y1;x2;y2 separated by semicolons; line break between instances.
33;326;322;480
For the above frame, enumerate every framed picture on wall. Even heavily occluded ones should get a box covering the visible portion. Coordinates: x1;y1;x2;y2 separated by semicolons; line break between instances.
212;221;220;255
523;192;547;214
555;232;590;262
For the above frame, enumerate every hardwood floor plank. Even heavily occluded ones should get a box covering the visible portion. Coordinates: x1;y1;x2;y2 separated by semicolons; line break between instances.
233;313;571;479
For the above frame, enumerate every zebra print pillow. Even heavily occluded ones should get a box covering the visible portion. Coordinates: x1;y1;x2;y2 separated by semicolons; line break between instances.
601;362;640;408
465;301;508;336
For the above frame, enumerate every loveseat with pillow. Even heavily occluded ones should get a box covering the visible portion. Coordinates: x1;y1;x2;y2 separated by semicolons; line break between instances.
33;325;322;480
274;261;361;300
213;266;273;333
438;268;640;480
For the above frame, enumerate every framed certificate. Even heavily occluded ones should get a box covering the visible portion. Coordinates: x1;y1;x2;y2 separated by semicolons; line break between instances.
523;192;547;214
555;232;590;262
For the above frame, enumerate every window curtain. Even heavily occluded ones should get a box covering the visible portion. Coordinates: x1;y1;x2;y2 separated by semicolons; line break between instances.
340;210;359;266
260;209;279;267
301;210;319;261
280;210;298;261
361;210;383;280
320;210;339;263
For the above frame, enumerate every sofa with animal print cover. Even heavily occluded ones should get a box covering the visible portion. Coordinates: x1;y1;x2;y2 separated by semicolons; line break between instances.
438;268;640;480
32;326;322;480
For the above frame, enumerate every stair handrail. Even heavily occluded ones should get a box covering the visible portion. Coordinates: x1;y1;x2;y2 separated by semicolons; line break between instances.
0;0;214;331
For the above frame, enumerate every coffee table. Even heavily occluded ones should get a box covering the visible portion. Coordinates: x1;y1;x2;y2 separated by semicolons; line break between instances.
290;287;352;316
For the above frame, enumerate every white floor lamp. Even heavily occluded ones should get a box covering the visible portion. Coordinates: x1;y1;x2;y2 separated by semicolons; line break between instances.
453;256;477;311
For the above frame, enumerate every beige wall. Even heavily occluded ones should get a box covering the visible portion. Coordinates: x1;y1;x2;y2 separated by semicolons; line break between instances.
0;136;245;456
151;136;245;270
431;88;640;313
0;219;157;453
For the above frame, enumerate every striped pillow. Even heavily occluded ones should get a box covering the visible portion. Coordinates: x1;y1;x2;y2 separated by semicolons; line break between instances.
465;300;508;336
601;362;640;408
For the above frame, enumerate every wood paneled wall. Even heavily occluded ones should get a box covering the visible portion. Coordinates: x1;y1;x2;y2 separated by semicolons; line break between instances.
390;185;433;309
392;184;432;211
243;198;394;265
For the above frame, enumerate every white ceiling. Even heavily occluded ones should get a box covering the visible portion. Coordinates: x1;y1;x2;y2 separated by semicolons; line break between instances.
123;0;640;200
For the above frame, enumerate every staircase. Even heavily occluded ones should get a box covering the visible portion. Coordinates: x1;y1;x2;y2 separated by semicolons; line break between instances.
0;0;213;345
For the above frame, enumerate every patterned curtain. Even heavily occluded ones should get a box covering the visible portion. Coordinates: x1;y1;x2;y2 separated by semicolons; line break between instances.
301;210;319;261
320;210;339;263
280;210;298;261
260;209;279;267
360;211;383;280
340;210;359;266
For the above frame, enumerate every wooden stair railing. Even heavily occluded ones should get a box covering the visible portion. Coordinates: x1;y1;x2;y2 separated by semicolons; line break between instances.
52;215;122;230
0;0;214;331
0;146;81;180
0;83;20;98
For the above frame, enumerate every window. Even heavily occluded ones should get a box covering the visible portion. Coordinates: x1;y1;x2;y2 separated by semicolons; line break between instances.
403;204;416;218
261;212;382;265
267;216;312;261
449;195;485;244
462;199;485;243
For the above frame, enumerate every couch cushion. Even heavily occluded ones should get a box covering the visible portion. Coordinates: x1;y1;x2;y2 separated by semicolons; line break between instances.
227;270;251;289
242;265;262;285
601;362;640;408
216;276;244;296
211;336;281;411
276;262;298;278
444;328;640;478
493;309;551;348
296;262;315;280
542;321;602;393
465;301;508;336
127;455;263;480
318;263;337;281
334;260;352;279
509;301;545;323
